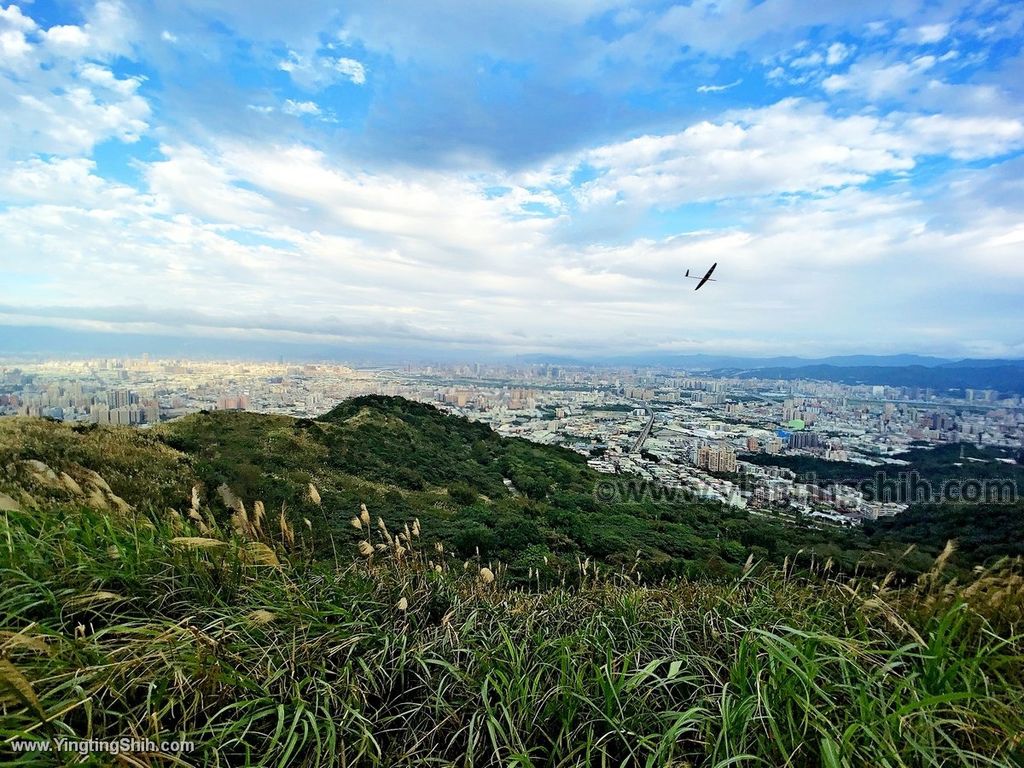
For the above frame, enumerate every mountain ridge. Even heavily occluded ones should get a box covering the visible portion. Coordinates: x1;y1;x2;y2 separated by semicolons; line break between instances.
714;363;1024;394
516;353;1024;370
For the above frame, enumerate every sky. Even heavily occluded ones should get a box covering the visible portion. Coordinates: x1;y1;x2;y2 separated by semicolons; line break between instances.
1;0;1023;360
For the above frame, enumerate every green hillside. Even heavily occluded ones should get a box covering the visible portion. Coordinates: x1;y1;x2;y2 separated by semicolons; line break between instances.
4;396;1022;583
156;396;801;578
1;483;1022;766
1;403;1023;766
742;441;1024;491
147;397;888;578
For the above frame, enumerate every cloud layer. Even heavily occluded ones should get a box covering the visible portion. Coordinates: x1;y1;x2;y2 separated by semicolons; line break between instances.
1;0;1023;358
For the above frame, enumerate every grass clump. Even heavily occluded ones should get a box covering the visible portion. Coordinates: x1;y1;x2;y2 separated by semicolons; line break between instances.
2;492;1023;767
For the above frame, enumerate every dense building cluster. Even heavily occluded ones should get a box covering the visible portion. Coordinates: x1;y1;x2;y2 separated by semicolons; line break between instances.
2;356;1021;525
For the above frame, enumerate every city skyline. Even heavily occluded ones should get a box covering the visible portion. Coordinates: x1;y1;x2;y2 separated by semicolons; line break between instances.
2;1;1024;357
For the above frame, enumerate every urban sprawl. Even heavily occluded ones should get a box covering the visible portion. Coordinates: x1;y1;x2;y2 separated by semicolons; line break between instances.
3;356;1021;525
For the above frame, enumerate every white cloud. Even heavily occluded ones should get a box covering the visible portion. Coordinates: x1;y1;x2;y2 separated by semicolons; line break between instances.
0;0;1022;356
574;99;914;209
549;266;646;293
823;55;938;100
0;144;570;351
0;157;94;202
913;22;951;44
905;114;1024;160
790;51;824;69
864;20;889;37
282;99;321;116
0;2;148;158
1;133;1022;356
763;40;856;86
247;99;338;122
1;72;149;155
697;79;741;94
826;42;852;66
277;50;301;72
78;0;136;58
0;3;33;31
0;156;138;207
43;24;90;51
570;97;1024;213
602;1;973;64
278;49;366;89
145;144;277;228
36;1;136;61
139;140;559;273
0;3;36;62
331;56;365;85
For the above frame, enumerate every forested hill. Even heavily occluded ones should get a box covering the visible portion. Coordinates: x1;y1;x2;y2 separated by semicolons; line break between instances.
2;396;1020;579
158;394;806;578
316;395;588;499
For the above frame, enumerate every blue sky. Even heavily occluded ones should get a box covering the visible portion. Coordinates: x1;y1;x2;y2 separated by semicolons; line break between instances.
1;0;1023;358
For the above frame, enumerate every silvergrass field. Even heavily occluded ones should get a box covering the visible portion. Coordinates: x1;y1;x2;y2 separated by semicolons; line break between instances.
1;407;1022;767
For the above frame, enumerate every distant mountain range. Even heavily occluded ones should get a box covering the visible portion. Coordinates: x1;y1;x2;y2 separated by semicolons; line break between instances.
520;354;958;368
517;354;1024;395
715;363;1024;395
517;352;1024;371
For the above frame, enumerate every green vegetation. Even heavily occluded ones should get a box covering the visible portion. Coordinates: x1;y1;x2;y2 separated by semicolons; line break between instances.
742;442;1024;489
864;503;1024;565
2;496;1023;766
0;416;192;510
155;397;1021;578
1;401;1023;765
4;396;1022;586
158;397;845;578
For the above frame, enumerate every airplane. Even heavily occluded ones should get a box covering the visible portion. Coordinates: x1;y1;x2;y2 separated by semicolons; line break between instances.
685;262;718;291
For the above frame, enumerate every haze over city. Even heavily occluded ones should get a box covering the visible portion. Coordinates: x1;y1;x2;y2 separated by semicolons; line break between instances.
2;0;1023;360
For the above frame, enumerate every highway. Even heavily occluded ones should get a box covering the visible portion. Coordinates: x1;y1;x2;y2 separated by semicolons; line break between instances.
630;406;655;453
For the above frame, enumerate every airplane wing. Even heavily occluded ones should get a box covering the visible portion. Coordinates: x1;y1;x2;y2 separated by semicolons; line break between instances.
694;262;717;291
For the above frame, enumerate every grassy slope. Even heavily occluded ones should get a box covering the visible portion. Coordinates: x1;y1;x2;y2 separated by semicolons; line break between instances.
0;417;194;511
1;407;1023;765
864;502;1024;565
1;499;1022;767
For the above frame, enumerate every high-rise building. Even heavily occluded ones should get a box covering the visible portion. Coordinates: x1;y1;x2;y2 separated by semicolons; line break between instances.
92;404;110;425
788;432;821;450
107;389;134;409
696;445;738;473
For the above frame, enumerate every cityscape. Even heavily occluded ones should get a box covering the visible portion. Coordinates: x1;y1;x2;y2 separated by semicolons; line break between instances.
2;0;1023;763
4;354;1020;524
